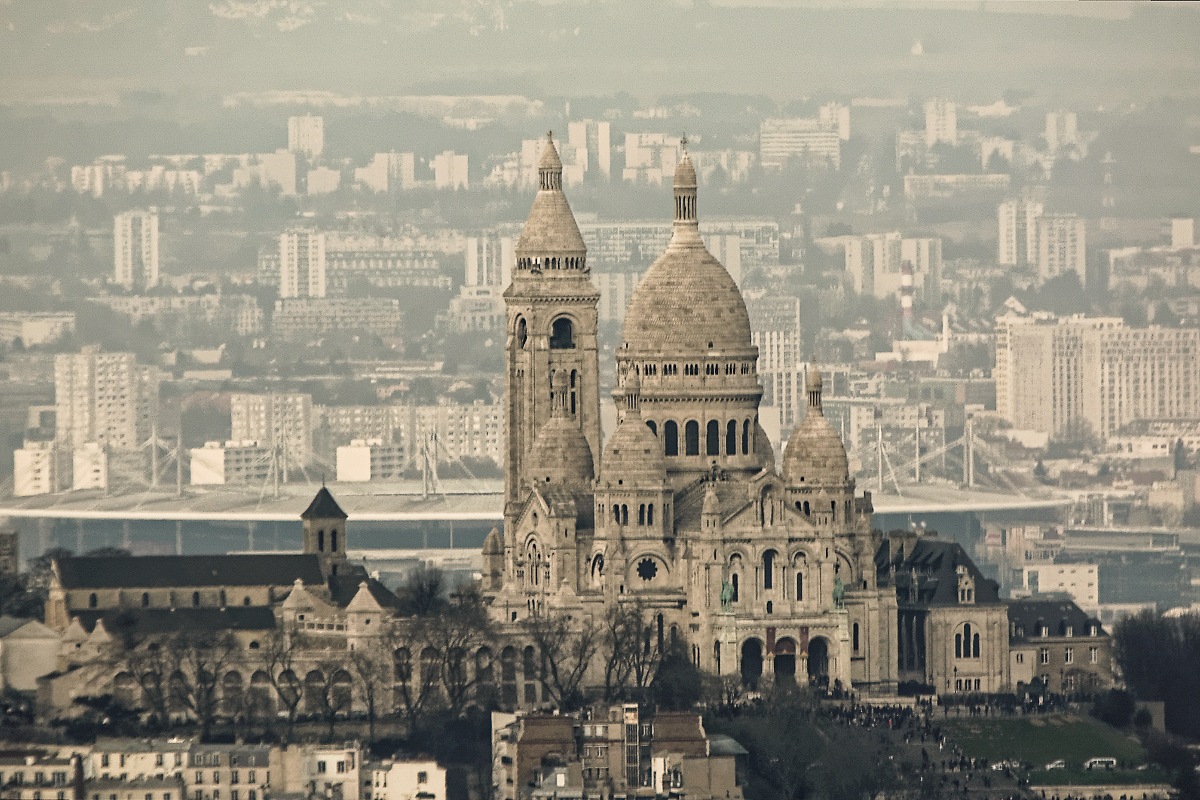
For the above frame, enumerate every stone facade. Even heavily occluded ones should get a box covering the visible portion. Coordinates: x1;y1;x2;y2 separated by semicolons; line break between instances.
485;137;899;693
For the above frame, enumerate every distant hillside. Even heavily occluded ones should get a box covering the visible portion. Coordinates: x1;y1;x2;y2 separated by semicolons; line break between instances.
0;1;1197;102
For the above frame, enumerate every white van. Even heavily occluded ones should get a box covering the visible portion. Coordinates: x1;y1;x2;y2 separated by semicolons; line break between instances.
1085;757;1117;771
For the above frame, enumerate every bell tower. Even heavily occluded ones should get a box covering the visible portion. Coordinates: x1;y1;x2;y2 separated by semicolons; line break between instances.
503;133;601;531
301;485;348;579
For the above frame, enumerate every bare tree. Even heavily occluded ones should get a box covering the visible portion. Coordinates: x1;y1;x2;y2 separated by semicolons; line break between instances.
163;629;240;740
522;610;601;710
600;601;664;702
397;566;447;616
419;592;494;716
348;642;391;743
308;659;354;740
125;640;173;721
392;621;441;731
261;624;305;743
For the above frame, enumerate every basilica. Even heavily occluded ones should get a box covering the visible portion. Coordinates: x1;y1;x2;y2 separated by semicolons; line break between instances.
481;136;899;692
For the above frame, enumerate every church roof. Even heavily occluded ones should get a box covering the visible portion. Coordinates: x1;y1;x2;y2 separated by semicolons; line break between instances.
56;554;324;590
601;373;664;486
621;154;753;355
301;486;348;520
529;370;595;485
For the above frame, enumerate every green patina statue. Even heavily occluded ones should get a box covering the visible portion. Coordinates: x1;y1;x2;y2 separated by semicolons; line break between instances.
720;580;735;610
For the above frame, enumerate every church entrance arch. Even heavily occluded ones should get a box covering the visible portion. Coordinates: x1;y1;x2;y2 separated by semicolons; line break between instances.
740;638;763;688
774;637;796;683
807;636;830;687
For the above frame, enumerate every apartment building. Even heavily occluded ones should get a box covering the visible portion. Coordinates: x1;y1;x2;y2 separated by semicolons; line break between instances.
54;348;160;452
995;313;1200;438
113;211;160;291
1035;213;1087;287
271;298;403;339
998;196;1045;267
279;229;326;299
230;393;313;468
288;115;324;159
759;118;840;169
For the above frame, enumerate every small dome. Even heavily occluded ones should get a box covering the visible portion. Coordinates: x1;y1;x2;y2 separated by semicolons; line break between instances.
781;369;849;486
601;416;665;486
602;369;664;485
529;371;595;485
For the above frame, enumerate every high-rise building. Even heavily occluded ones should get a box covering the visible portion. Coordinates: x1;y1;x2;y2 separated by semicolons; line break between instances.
998;196;1044;267
995;313;1200;439
465;233;515;287
113;210;160;290
747;295;802;372
623;133;684;184
567;120;612;179
230;392;314;468
1035;213;1086;286
55;347;159;453
900;237;944;306
279;228;326;298
1045;110;1078;153
758;118;841;169
287;114;324;159
431;151;469;190
924;98;957;148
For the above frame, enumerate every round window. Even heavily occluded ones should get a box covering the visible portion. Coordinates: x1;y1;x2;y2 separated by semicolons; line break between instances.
637;558;658;581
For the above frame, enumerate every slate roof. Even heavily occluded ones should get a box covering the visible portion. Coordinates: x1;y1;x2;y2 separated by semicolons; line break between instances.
301;486;348;520
328;571;400;610
1006;598;1104;641
56;554;324;589
73;606;277;636
876;535;1002;606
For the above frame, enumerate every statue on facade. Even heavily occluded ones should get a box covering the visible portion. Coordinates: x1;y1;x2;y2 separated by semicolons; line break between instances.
833;576;845;609
720;580;735;610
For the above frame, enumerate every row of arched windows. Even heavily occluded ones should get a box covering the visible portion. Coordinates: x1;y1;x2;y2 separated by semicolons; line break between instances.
602;503;656;527
955;623;982;659
646;418;755;457
516;255;584;271
315;528;338;553
635;361;754;379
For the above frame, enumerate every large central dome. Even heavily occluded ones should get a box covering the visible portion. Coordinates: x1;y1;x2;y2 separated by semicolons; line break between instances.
621;155;753;354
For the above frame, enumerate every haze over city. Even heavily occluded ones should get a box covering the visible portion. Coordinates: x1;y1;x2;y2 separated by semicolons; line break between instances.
0;2;1198;800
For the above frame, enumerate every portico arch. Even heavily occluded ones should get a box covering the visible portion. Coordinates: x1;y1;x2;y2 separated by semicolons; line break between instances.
774;637;797;683
740;638;763;688
807;636;830;687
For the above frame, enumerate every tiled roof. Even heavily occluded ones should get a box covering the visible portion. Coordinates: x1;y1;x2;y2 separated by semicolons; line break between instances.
876;535;1002;606
1006;597;1103;641
301;487;348;520
73;606;277;636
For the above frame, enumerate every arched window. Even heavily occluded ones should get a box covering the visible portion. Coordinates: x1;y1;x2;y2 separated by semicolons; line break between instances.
763;551;775;590
853;623;860;652
646;420;657;437
647;504;654;526
973;633;981;658
621;505;629;525
685;420;700;456
796;572;803;600
803;500;810;515
638;504;646;525
549;317;574;349
515;317;528;349
570;369;578;415
317;529;325;552
89;593;98;608
192;591;201;607
731;573;739;602
706;420;720;456
331;529;338;552
955;632;963;659
727;420;737;455
830;500;836;521
742;420;750;454
141;592;150;608
219;590;227;607
613;505;620;524
664;421;678;456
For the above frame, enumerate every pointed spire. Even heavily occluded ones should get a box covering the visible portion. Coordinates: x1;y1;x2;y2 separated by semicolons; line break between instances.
538;132;563;191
